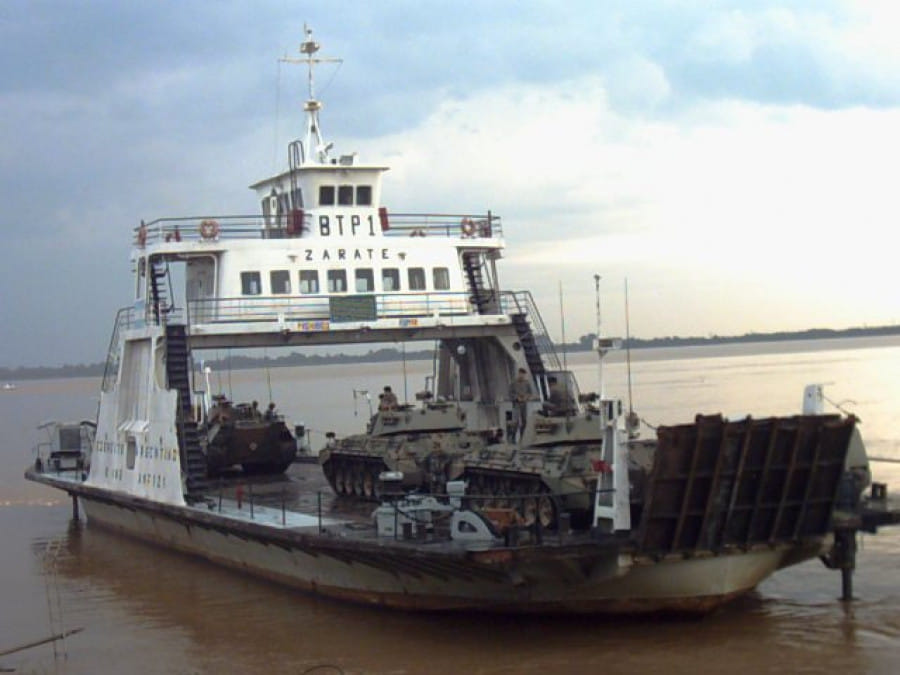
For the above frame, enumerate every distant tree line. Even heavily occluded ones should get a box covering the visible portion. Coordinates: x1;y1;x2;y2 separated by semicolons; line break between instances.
3;324;899;382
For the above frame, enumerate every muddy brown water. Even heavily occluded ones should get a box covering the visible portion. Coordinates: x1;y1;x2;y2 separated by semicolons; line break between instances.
2;338;899;674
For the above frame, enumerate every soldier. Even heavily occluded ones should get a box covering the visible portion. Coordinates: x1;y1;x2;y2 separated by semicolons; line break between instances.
544;377;569;415
379;386;398;411
508;368;534;443
544;376;575;416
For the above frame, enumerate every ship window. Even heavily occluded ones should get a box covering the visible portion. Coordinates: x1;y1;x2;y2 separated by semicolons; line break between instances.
408;267;426;291
356;185;372;205
126;436;136;470
338;185;354;206
299;270;319;294
319;185;335;206
327;270;347;293
433;267;450;290
355;269;374;292
241;271;262;295
382;268;400;291
270;270;291;294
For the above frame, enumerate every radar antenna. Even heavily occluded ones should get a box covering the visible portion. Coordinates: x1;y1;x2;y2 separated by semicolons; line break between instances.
280;24;343;164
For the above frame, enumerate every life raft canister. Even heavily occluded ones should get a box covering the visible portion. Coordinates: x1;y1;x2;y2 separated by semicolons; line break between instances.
199;219;220;240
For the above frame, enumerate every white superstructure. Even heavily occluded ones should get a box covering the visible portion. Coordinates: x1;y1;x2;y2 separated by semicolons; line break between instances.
92;27;578;508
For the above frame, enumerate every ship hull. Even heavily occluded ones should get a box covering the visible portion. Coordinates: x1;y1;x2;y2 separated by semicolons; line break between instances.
53;478;822;615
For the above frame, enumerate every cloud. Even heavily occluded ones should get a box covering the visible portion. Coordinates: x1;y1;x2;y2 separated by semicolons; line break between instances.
2;0;900;365
350;76;900;341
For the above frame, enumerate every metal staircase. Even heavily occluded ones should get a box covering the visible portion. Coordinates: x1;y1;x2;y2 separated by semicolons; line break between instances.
148;257;172;323
165;324;208;494
462;251;498;314
502;292;562;394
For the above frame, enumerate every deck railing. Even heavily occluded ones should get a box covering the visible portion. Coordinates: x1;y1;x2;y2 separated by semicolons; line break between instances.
136;212;502;246
109;290;555;337
186;291;475;326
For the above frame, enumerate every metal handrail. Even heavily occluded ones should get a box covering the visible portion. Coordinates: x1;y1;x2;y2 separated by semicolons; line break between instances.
101;307;133;392
500;291;562;371
186;291;477;326
134;212;503;246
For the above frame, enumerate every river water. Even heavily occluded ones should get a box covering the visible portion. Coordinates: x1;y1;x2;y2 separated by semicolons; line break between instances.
2;337;899;674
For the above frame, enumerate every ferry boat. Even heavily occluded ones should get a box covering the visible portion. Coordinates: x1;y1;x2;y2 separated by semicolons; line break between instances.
26;27;900;614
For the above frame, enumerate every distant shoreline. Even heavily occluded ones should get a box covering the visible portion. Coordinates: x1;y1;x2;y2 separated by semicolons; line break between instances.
3;324;899;382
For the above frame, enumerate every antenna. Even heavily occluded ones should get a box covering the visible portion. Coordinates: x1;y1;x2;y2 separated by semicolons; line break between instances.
558;281;568;374
401;341;409;404
264;348;273;403
594;274;603;399
280;24;343;164
624;278;638;437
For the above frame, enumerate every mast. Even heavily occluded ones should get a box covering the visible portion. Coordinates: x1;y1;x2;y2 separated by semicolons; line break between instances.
594;274;603;401
280;24;342;165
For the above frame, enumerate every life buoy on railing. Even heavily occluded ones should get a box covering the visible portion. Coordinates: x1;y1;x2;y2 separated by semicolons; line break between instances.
137;221;148;247
460;218;476;237
199;219;220;240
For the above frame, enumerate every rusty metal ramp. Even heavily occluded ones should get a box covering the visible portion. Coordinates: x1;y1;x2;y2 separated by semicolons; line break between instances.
633;414;856;555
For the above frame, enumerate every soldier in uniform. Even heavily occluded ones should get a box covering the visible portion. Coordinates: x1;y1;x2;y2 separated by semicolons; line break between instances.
544;376;575;416
508;368;534;443
379;386;399;411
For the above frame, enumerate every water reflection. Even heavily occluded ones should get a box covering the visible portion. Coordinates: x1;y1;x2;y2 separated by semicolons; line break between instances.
18;506;896;675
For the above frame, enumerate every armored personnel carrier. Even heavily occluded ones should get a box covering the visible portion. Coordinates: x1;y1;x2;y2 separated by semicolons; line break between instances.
321;378;615;530
460;400;611;529
204;397;298;475
319;396;492;498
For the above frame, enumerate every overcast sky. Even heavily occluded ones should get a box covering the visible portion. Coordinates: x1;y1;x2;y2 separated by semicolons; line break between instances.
2;1;899;367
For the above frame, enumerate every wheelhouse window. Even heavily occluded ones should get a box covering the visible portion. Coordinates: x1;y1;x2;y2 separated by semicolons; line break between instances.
327;270;347;293
319;185;335;206
433;267;450;290
408;267;426;291
338;185;354;206
382;268;400;291
355;268;374;292
270;270;291;294
356;185;372;205
241;271;261;295
299;270;319;294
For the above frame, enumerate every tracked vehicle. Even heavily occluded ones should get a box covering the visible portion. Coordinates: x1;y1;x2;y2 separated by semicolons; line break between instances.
319;397;491;498
204;398;298;475
321;373;618;529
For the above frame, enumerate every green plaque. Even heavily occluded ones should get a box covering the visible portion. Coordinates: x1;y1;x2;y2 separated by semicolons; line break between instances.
329;295;377;322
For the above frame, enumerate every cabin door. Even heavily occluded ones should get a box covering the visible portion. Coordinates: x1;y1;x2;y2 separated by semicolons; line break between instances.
186;257;216;323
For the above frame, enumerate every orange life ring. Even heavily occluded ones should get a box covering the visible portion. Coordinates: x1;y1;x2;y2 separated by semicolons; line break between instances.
460;218;476;237
137;223;148;247
199;219;220;239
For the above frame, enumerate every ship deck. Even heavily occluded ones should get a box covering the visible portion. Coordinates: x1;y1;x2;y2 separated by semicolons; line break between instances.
25;462;593;555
